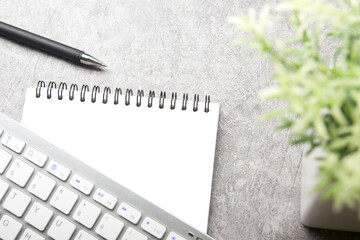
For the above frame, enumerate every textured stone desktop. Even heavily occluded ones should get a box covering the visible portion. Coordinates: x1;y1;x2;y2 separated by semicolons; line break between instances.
0;0;358;239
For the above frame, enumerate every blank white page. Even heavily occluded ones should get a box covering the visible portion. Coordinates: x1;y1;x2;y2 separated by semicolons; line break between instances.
22;86;219;232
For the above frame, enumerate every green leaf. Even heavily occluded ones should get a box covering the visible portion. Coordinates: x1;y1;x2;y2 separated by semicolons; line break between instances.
262;109;291;120
314;115;329;141
275;117;294;130
258;87;283;99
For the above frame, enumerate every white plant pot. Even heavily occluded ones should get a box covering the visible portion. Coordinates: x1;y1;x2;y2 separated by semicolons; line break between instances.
301;147;360;232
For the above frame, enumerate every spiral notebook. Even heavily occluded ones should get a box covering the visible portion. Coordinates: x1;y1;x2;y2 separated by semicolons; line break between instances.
21;81;220;232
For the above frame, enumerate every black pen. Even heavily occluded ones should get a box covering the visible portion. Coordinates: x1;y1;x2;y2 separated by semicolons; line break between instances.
0;21;106;67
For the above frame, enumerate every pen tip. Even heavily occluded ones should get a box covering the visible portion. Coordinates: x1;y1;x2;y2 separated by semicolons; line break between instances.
80;53;107;68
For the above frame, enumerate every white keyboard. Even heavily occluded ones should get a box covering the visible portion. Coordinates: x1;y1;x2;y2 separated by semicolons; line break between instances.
0;113;214;240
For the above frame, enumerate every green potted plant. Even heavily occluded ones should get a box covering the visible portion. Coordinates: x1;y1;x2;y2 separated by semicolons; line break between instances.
229;0;360;232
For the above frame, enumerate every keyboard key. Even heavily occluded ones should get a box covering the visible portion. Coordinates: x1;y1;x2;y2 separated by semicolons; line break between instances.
46;160;71;181
25;202;53;231
24;146;48;167
95;213;124;240
6;159;34;187
3;188;31;217
121;227;147;240
70;174;94;195
74;230;98;240
0;148;12;173
93;188;117;210
20;229;45;240
50;186;78;214
28;172;56;201
117;202;142;224
73;199;101;229
47;216;76;240
166;232;186;240
0;214;22;240
0;179;9;201
1;133;25;154
141;217;166;239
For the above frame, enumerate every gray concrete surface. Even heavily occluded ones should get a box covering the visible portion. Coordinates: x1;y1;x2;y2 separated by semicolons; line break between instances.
0;0;359;239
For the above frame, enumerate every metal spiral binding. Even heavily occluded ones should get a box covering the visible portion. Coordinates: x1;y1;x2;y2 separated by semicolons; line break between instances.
36;81;45;98
80;85;89;102
125;89;133;106
182;93;188;110
159;91;166;109
193;94;199;112
69;84;78;100
35;81;211;112
91;86;100;103
114;88;122;105
170;92;177;110
136;90;144;107
47;81;57;99
148;91;155;108
205;95;210;113
103;87;111;104
58;82;67;100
